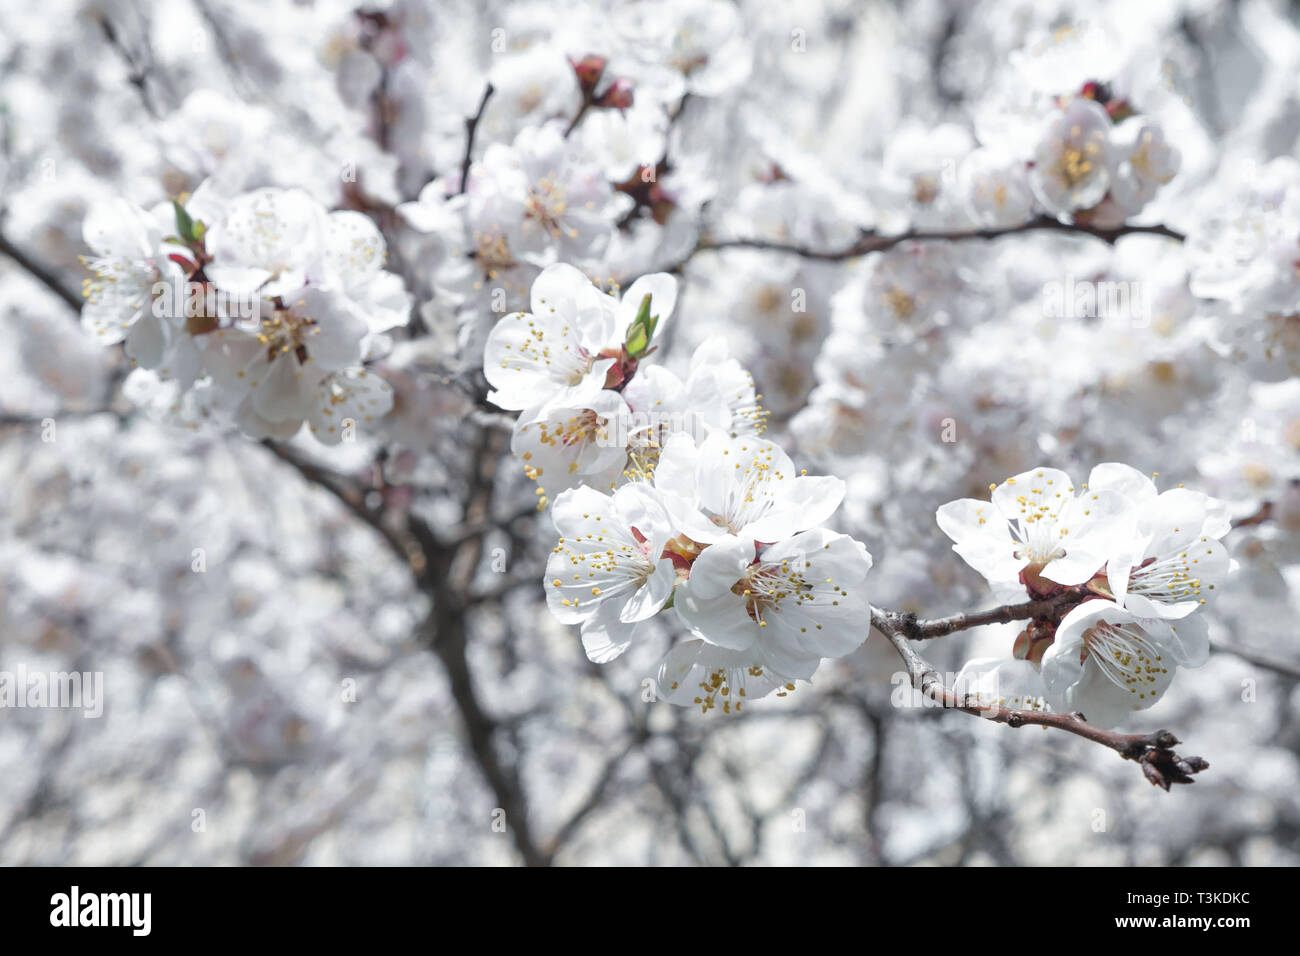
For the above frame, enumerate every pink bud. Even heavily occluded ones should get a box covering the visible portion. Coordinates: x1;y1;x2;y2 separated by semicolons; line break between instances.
569;55;607;95
596;78;634;110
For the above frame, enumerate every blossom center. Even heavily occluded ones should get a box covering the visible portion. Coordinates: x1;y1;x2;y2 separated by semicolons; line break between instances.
257;308;316;364
524;176;576;240
732;558;814;626
1081;620;1168;700
1056;145;1095;187
1129;550;1205;605
81;254;158;321
473;231;515;281
536;410;609;468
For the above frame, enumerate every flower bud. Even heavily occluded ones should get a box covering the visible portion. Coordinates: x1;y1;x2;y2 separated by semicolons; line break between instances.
570;54;607;97
596;78;634;110
1012;620;1054;665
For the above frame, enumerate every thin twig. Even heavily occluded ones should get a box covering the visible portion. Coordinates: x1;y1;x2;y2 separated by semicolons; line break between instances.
563;102;589;138
0;232;82;312
97;15;162;119
457;84;494;196
1211;642;1300;682
897;588;1088;641
663;215;1185;274
541;731;646;864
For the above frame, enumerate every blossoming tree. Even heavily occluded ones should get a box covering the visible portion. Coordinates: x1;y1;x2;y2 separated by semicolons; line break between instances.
1;0;1297;865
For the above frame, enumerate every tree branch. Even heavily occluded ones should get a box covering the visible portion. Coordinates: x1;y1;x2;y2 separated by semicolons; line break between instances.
457;84;494;196
264;431;552;864
540;730;645;864
0;232;82;312
889;588;1088;641
870;606;1209;790
97;14;163;120
1211;641;1300;682
664;215;1185;274
261;441;423;575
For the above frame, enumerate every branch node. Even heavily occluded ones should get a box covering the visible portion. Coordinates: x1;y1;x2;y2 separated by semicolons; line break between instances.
899;611;922;641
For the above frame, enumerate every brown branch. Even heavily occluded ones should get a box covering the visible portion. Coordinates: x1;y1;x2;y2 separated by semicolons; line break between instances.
457;84;494;196
265;432;550;864
261;441;423;576
421;428;550;866
1232;500;1273;528
1;407;128;428
563;102;590;138
0;232;83;312
870;607;1209;790
540;730;646;864
891;587;1088;641
445;500;540;548
664;215;1185;274
1211;642;1300;682
97;15;162;120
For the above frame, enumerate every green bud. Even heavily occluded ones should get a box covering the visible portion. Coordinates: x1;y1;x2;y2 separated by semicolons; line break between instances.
625;326;647;357
625;293;659;358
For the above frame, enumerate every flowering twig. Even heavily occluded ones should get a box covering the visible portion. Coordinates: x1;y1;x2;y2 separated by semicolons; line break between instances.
870;607;1209;790
888;588;1089;641
664;215;1185;273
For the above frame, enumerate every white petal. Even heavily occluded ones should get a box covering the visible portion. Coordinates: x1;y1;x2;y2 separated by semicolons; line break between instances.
683;535;753;599
620;558;675;623
674;589;759;651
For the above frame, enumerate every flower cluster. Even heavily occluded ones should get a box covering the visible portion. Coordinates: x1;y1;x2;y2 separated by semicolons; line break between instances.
1186;156;1300;379
941;464;1235;728
1027;88;1180;225
80;186;409;442
485;266;871;711
484;262;765;507
545;433;872;713
871;75;1180;233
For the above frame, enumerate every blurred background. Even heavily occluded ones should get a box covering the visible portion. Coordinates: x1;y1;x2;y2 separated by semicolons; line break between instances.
1;0;1298;865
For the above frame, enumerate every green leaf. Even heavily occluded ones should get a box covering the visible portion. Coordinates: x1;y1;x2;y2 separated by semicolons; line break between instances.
172;200;197;243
